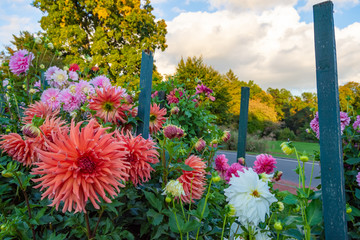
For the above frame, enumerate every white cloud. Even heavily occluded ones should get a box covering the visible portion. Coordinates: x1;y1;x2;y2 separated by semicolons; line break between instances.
209;0;298;11
299;0;360;11
154;5;360;93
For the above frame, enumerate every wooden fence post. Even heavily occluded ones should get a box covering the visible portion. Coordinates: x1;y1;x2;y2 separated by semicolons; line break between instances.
237;87;250;160
136;50;154;139
313;1;348;239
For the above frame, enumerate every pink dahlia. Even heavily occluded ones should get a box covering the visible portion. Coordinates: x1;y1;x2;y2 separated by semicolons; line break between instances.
214;154;230;179
195;139;206;152
41;88;61;110
51;69;69;88
225;163;245;183
90;75;111;88
75;80;95;102
253;154;277;174
357;172;360;187
178;155;206;203
222;130;231;142
31;120;130;213
163;124;184;139
59;89;82;112
69;71;79;81
167;88;184;104
69;63;80;72
340;111;350;133
9;49;34;76
115;131;159;186
353;115;360;132
310;112;320;139
45;66;60;81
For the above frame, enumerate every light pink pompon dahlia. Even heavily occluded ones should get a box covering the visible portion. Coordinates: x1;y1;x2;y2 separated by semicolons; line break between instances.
225;163;245;183
31;120;130;213
149;103;167;134
9;49;34;76
253;154;277;174
115;131;159;186
0;134;40;167
89;86;130;124
22;101;60;124
178;155;206;203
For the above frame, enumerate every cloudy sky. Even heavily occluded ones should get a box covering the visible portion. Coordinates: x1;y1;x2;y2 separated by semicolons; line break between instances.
0;0;359;94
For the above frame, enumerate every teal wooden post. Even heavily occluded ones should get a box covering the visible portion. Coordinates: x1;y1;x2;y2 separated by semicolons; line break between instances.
136;50;154;139
313;1;348;239
237;87;250;160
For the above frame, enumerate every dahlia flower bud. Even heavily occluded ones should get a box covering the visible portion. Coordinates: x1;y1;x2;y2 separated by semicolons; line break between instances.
280;142;294;155
70;111;77;118
48;43;54;49
274;221;283;231
222;130;231;142
34;37;42;44
1;170;13;178
277;202;284;212
273;171;283;181
347;207;352;214
22;124;41;138
63;66;69;71
225;204;236;217
6;85;11;90
39;64;45;69
171;106;179;115
162;180;185;197
238;157;245;165
165;196;172;203
300;155;309;162
29;89;37;94
305;128;311;134
195;139;206;152
210;139;218;148
163;125;184;139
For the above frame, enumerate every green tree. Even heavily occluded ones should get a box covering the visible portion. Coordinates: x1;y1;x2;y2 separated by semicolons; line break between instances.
175;56;231;124
267;87;293;120
32;0;167;89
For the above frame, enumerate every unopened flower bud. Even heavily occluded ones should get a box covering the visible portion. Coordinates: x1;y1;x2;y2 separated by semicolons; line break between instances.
222;130;231;142
347;207;352;214
225;204;236;217
29;89;37;94
274;221;283;231
162;180;185;197
63;66;69;71
212;175;221;182
22;85;26;89
5;129;11;132
48;43;54;49
171;107;179;115
280;142;294;155
1;170;13;178
70;111;77;118
210;139;218;148
277;202;284;212
163;125;184;139
40;64;45;69
195;139;206;152
238;157;245;165
273;171;283;181
305;128;311;134
293;204;300;213
6;85;11;90
300;155;309;162
165;196;172;203
34;37;42;44
22;124;41;138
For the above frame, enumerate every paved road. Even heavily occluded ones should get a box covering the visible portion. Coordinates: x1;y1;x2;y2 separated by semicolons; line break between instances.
216;150;321;187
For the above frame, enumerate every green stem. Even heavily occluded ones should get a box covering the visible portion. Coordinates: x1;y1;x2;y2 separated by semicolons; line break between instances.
195;178;213;240
221;214;227;240
172;199;183;240
84;212;92;240
295;149;306;192
162;138;167;187
180;199;186;221
307;159;316;196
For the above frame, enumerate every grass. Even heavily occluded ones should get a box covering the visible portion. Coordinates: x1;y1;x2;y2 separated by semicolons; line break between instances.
262;140;320;159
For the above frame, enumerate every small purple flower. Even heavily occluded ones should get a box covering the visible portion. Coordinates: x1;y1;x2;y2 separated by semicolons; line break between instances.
45;66;60;81
340;111;350;133
357;172;360;187
69;71;79;81
34;81;41;88
353;115;360;133
90;75;111;88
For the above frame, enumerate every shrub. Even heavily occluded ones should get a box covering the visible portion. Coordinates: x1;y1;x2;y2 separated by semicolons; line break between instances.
276;127;296;141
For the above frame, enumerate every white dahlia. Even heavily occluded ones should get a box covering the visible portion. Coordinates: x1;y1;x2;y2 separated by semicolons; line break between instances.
224;168;277;226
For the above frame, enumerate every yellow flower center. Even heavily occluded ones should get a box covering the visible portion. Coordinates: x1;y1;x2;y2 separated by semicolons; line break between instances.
150;114;156;122
103;102;114;112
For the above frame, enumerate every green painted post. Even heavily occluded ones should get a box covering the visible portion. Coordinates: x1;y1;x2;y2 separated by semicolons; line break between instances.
136;50;154;139
313;1;348;239
237;87;250;160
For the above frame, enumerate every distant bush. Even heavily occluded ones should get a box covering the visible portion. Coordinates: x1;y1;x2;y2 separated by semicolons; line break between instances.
276;127;296;141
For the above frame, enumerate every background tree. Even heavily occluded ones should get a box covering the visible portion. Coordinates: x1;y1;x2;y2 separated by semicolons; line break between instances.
32;0;167;89
175;56;231;124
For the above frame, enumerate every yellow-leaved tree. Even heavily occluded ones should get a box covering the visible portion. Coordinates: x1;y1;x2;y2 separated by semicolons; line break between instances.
32;0;167;88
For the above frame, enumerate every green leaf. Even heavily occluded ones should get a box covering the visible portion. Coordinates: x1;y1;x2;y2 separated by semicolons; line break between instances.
182;219;201;233
143;191;162;212
172;163;194;172
346;158;360;165
306;199;322;226
283;194;298;205
48;232;68;240
196;198;209;219
147;209;164;226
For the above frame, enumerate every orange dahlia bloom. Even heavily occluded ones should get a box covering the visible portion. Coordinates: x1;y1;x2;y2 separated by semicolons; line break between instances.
31;120;130;213
149;103;167;134
115;131;159;186
89;86;131;124
178;155;206;203
23;101;60;124
0;133;40;166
